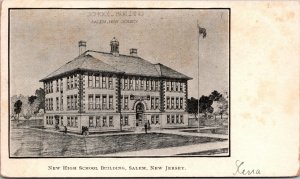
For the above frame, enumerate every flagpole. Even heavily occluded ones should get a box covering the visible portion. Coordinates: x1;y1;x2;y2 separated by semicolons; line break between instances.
197;20;201;133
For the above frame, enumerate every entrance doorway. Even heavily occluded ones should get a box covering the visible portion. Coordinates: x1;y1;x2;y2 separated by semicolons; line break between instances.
136;103;144;127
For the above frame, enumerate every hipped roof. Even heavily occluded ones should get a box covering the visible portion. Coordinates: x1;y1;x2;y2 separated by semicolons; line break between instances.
40;50;192;81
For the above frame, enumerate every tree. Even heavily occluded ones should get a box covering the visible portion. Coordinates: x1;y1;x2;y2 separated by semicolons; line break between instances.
28;95;37;105
14;100;22;121
217;96;229;119
209;90;223;101
35;88;45;112
211;91;229;120
187;97;199;119
199;95;214;118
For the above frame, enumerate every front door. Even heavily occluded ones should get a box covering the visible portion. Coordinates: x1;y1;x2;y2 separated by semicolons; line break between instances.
136;103;144;127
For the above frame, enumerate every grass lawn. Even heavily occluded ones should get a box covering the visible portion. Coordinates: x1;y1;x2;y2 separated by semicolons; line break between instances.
177;148;229;155
10;128;226;157
181;128;228;135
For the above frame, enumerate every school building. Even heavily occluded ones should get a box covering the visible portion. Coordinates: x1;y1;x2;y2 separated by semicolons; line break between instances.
40;37;192;134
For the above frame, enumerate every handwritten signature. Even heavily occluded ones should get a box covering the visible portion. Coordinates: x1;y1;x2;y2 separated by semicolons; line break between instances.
233;160;261;176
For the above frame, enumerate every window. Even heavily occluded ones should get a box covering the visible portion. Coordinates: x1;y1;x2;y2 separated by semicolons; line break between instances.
60;79;63;91
45;99;47;110
74;75;78;88
156;115;159;124
73;95;77;110
67;96;70;110
151;115;155;124
180;98;183;109
176;115;179;123
56;80;59;92
180;115;184;124
109;116;113;127
155;97;159;109
108;76;113;89
95;95;100;109
95;75;100;88
140;79;144;90
51;98;53;110
88;95;93;110
120;115;123;126
96;116;101;127
176;98;179;109
124;96;128;109
46;116;48;125
67;77;70;89
71;116;74;126
102;95;107;109
167;115;170;123
180;82;183;92
109;96;113;110
129;78;133;90
102;75;107;89
135;78;139;90
171;81;174;91
88;75;93;87
89;116;94;127
155;81;159;91
71;95;74;110
124;78;128;89
60;116;63;126
171;115;175;123
102;116;107;127
70;76;74;89
166;81;170;91
50;81;53;93
74;117;78;127
171;97;174;109
175;82;179;91
45;83;47;94
151;97;154;109
167;97;170;109
151;80;154;91
124;115;128;126
60;97;63;110
67;117;70;126
56;97;59;110
146;80;149;90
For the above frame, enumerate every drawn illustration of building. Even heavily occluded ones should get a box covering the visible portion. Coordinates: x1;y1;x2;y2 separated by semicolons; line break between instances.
40;37;192;134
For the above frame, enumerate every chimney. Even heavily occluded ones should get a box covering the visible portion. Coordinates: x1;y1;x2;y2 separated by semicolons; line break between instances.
129;48;138;56
78;40;87;55
110;37;119;56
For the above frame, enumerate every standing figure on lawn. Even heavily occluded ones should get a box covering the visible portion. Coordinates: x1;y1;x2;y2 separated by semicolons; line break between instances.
144;122;148;134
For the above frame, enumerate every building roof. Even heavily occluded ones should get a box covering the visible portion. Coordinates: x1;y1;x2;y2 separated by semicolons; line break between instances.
40;50;192;81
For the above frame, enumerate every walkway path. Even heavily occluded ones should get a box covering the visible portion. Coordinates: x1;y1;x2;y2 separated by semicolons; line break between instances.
158;129;229;139
104;140;229;156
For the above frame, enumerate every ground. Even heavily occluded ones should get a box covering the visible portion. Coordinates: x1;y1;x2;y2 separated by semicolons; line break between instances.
10;127;228;157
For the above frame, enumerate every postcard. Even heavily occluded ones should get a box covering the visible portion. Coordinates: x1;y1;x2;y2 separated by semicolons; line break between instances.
0;0;299;177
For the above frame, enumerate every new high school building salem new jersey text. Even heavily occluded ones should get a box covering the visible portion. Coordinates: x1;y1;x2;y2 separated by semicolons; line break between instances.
40;37;192;134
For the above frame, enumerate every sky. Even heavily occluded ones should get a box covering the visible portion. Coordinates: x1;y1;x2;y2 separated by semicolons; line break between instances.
10;9;229;98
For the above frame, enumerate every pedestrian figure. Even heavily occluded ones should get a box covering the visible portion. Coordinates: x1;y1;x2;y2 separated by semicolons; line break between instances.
147;120;151;130
144;123;147;134
64;125;67;135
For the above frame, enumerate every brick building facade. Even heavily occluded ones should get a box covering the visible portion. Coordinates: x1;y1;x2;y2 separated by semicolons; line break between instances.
40;38;192;134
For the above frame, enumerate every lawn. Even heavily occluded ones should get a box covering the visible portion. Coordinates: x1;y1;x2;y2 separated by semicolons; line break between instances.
10;128;225;157
177;148;229;155
181;128;228;135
